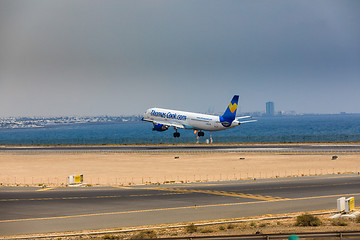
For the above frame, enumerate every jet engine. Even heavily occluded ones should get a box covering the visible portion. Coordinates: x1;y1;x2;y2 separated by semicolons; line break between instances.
152;123;169;131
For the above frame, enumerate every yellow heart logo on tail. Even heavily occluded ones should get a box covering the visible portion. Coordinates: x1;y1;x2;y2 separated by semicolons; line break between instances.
228;103;237;113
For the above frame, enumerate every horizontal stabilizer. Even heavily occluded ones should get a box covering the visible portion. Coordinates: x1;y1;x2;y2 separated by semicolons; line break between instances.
239;120;257;124
236;116;252;120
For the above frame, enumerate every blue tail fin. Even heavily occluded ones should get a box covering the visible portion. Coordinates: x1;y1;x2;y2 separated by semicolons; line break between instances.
221;95;239;122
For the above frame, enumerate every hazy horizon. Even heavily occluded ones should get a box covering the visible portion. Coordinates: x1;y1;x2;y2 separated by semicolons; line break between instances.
1;1;359;117
1;108;359;119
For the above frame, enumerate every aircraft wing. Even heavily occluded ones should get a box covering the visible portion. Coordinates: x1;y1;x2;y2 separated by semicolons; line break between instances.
153;120;185;129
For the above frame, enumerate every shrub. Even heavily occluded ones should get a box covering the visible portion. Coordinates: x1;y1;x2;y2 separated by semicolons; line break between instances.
295;214;322;226
250;222;257;227
185;223;197;233
259;223;267;227
200;228;214;233
130;230;157;239
219;226;225;231
103;234;119;239
227;223;235;229
356;215;360;223
331;218;348;226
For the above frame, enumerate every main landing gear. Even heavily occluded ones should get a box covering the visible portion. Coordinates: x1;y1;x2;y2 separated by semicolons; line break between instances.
173;127;180;138
195;130;204;144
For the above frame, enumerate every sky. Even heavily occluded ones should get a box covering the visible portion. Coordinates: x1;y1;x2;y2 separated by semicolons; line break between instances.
0;0;359;117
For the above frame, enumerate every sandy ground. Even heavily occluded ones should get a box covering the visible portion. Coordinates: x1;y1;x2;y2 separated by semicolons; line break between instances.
1;152;360;186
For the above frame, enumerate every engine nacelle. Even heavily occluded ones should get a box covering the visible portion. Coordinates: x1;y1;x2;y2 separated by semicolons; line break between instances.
152;123;169;131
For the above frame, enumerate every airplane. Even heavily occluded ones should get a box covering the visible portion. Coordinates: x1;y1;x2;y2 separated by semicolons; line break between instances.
142;95;256;138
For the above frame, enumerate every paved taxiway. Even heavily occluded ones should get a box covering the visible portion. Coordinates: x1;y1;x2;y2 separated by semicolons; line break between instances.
0;175;359;236
1;144;360;153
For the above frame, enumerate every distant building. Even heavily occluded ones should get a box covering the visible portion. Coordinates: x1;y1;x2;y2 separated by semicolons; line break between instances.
266;101;275;116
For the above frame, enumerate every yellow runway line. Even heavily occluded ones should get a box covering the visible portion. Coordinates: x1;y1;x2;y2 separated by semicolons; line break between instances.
148;187;290;201
36;187;59;192
0;193;184;202
113;186;134;189
287;192;360;201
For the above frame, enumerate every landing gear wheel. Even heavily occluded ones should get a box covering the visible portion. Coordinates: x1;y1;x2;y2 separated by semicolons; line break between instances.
173;132;180;138
198;131;204;137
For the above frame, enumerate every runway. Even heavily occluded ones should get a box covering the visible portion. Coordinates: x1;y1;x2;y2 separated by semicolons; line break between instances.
1;143;360;153
0;174;359;236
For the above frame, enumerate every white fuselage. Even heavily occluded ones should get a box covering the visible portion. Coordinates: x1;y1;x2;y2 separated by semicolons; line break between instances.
143;107;240;131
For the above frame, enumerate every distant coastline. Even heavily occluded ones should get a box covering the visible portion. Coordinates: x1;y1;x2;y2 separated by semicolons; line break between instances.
1;114;360;145
0;116;142;129
1;113;360;130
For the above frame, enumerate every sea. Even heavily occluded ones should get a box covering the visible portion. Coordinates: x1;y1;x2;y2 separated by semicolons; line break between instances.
0;114;360;145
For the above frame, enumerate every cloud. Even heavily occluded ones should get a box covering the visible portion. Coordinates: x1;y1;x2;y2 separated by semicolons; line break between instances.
0;0;359;116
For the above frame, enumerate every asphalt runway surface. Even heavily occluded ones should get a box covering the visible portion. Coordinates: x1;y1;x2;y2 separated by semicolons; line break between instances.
1;174;359;236
1;143;360;153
